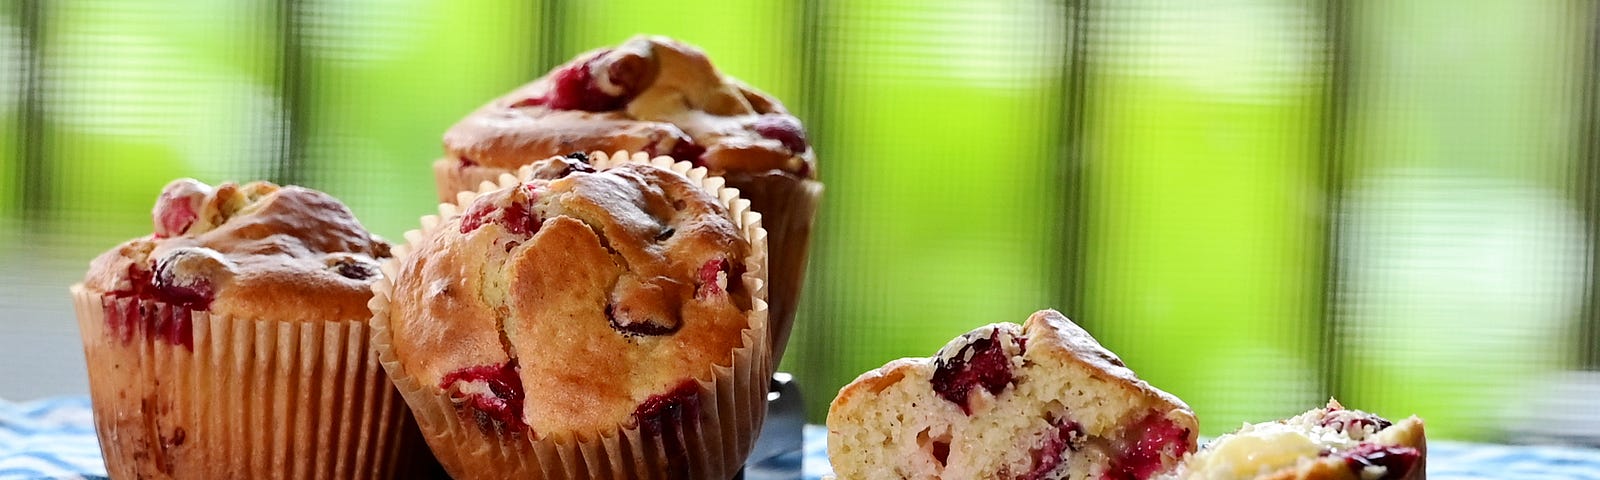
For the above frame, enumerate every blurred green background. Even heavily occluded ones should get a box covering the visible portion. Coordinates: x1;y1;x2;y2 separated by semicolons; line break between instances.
2;0;1598;442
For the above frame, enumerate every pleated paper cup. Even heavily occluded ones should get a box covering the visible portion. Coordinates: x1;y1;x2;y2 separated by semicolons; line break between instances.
70;285;436;480
372;150;771;479
432;157;511;203
718;170;821;366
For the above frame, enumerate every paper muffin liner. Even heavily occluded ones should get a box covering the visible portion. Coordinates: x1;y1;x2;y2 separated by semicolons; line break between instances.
70;285;433;480
432;157;514;203
372;150;771;480
719;170;821;366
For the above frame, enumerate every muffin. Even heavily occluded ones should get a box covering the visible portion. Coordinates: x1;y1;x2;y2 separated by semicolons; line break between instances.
373;151;770;479
827;310;1198;480
434;35;819;363
70;179;433;479
1159;400;1425;480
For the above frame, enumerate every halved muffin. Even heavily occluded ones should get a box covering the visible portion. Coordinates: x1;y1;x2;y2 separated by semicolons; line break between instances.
828;310;1199;479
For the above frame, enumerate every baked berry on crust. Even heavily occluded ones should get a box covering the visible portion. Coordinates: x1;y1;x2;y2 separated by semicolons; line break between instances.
827;310;1199;480
1158;400;1426;480
378;153;769;479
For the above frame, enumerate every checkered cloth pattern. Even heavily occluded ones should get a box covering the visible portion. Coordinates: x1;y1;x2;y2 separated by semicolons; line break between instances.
5;397;1600;480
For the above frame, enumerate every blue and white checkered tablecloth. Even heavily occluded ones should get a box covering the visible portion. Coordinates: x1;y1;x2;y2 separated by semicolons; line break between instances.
5;396;1600;480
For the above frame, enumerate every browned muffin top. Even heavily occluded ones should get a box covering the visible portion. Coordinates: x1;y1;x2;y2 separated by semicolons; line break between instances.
83;179;390;323
443;35;816;180
388;155;756;439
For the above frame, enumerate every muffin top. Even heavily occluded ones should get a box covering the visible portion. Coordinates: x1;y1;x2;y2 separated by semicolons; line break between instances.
83;179;390;322
443;35;816;180
387;154;758;439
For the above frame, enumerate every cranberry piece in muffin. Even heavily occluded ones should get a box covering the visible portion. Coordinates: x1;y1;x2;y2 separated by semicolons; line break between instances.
827;310;1198;480
931;328;1025;415
751;114;810;154
632;379;702;436
1339;443;1421;478
517;48;653;112
1022;417;1085;480
440;361;527;433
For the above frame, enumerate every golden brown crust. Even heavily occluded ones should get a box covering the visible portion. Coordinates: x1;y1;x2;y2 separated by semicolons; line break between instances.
438;35;815;203
390;159;756;438
82;180;388;323
444;109;686;170
830;357;928;410
1023;310;1197;424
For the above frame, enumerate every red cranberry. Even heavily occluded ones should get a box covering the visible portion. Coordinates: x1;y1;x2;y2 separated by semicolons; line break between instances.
439;360;526;432
1340;444;1420;479
151;255;215;311
632;380;700;475
154;305;195;351
1105;413;1192;480
752;115;810;153
668;138;705;164
795;158;815;179
458;156;478;168
108;264;154;299
632;380;701;435
1020;417;1084;480
105;265;152;340
605;302;679;336
606;276;684;336
508;97;543;108
153;184;205;238
930;329;1023;415
641;131;704;165
104;264;197;350
330;257;376;280
931;440;951;465
696;258;730;298
459;187;541;236
526;50;633;112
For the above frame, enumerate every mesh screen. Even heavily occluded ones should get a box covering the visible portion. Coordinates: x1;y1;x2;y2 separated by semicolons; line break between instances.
2;0;1597;441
